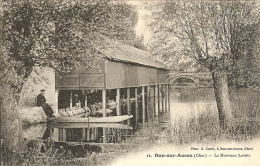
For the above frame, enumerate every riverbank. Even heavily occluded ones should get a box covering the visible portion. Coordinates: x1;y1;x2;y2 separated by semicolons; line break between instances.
20;107;47;125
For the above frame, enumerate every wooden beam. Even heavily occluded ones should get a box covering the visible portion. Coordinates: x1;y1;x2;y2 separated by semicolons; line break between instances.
70;91;72;111
84;90;88;108
55;89;59;115
165;84;167;112
82;128;86;141
58;129;62;141
162;84;165;112
146;86;150;124
102;88;107;117
127;88;130;116
127;88;131;125
116;89;120;116
135;87;138;126
142;86;145;127
158;85;162;113
87;128;90;141
117;128;121;143
91;128;94;141
62;129;66;141
103;128;106;143
168;84;170;112
155;85;159;117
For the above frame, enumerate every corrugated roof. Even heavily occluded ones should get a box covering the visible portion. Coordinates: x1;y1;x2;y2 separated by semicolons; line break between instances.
97;37;167;70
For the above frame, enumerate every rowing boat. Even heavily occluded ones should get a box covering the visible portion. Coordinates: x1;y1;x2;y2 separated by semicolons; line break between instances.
47;122;133;129
47;115;133;123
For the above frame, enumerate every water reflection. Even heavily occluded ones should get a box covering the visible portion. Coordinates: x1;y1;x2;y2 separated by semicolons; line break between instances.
23;122;134;144
170;88;218;126
170;87;260;126
22;123;47;140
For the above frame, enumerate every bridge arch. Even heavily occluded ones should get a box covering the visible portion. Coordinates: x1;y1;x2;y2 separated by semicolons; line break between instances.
170;76;200;88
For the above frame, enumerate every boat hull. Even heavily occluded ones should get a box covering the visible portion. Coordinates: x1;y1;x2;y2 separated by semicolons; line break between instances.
47;122;133;129
47;115;133;123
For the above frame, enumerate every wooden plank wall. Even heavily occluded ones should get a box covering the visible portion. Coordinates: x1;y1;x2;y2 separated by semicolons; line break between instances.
55;60;106;89
106;60;158;89
55;73;105;89
157;69;170;84
55;59;169;89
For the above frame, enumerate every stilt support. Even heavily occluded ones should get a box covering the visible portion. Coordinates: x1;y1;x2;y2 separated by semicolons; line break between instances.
142;86;145;127
102;88;107;117
116;89;120;116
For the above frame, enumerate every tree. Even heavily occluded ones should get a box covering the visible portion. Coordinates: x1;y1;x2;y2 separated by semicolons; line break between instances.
146;1;260;128
228;35;260;88
0;0;137;163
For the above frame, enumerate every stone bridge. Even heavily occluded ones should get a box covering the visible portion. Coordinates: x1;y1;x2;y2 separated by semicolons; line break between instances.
169;72;212;88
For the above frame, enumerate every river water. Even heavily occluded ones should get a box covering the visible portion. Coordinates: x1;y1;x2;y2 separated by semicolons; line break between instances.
23;87;260;140
170;88;217;127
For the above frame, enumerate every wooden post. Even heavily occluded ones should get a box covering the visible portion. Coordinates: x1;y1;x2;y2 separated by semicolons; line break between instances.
103;128;106;143
90;128;93;141
146;86;150;125
165;84;168;112
55;89;59;115
127;88;130;125
82;128;86;141
142;86;145;127
87;128;90;141
135;87;138;126
153;85;155;115
168;84;170;112
155;85;159;118
91;128;95;140
102;88;107;117
158;85;162;113
70;91;72;111
58;129;62;141
84;90;88;108
162;84;165;112
117;128;121;143
62;129;66;141
116;88;120;116
127;88;130;116
154;85;159;121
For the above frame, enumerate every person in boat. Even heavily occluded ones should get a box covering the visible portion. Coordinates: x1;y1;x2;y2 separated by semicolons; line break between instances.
36;89;55;118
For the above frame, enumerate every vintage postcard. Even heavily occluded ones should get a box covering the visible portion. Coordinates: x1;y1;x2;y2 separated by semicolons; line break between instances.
1;0;260;165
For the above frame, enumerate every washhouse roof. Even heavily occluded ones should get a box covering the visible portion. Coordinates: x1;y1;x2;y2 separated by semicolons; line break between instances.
97;37;168;70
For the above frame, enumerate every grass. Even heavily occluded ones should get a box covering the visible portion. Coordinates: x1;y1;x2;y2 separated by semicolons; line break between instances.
169;112;260;145
169;87;260;144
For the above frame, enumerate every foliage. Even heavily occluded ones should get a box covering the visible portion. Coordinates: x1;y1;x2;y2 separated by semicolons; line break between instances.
228;42;260;88
146;1;260;84
146;1;260;72
145;0;260;127
1;0;138;90
0;0;138;160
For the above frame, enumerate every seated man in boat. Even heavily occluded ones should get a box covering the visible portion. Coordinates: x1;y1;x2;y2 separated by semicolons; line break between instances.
36;89;55;118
